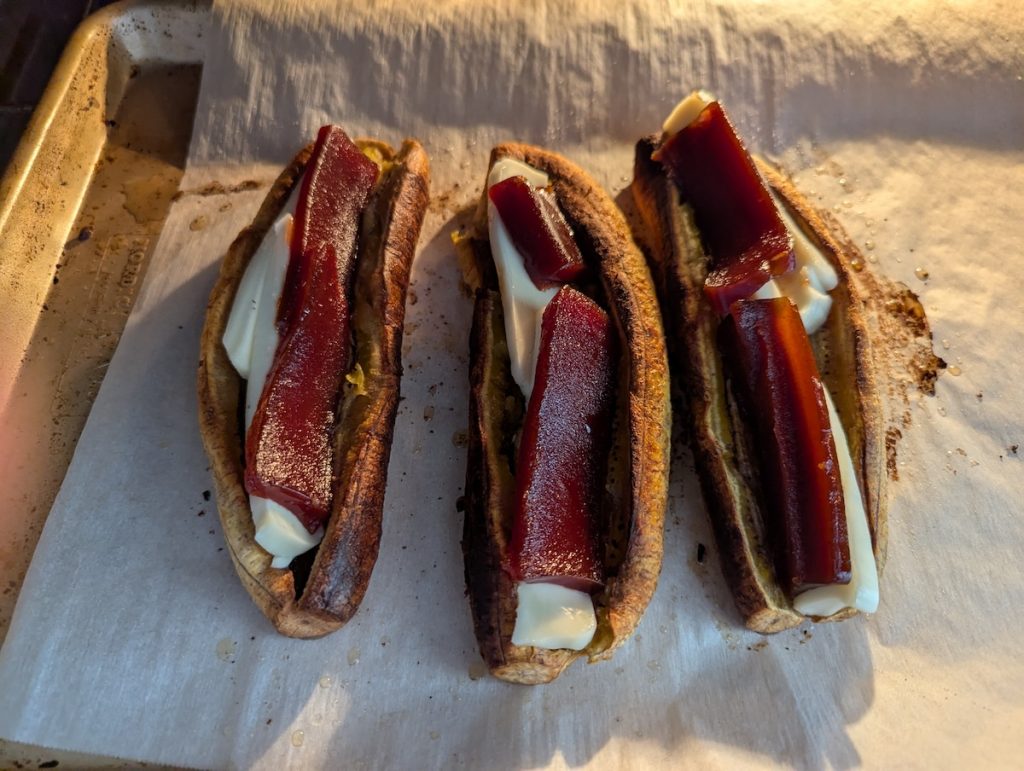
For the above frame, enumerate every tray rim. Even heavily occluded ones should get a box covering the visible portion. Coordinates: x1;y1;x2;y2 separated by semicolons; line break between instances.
0;1;209;766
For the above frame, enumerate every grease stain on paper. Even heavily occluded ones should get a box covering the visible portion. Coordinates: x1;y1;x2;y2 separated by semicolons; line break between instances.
215;638;237;662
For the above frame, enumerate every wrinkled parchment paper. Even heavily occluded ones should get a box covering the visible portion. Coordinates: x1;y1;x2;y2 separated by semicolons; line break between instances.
1;1;1023;767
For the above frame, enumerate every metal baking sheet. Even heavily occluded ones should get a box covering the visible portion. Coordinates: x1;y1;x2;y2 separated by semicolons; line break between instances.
2;0;1022;768
0;1;205;764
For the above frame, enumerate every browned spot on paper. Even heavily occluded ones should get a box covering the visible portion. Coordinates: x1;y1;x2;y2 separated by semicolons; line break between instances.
429;181;469;217
885;427;902;481
916;353;946;396
879;285;945;396
884;288;928;341
845;254;943;477
172;179;265;200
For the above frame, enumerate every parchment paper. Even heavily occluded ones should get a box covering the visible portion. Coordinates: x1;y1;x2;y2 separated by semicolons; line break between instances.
1;1;1023;767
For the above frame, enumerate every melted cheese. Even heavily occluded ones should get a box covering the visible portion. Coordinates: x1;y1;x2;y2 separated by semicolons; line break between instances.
221;245;268;379
752;267;833;335
511;583;597;651
771;190;839;295
223;183;301;428
752;190;841;335
251;496;323;570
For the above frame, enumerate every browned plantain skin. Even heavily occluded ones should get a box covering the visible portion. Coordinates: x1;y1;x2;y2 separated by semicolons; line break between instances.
631;136;887;634
197;138;430;638
463;144;671;683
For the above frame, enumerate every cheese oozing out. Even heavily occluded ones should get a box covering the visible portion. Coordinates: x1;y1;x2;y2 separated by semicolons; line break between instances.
486;157;598;651
752;192;839;335
663;90;878;614
222;181;324;569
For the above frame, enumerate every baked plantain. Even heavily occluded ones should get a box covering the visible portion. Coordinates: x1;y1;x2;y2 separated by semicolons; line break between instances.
632;135;887;633
461;144;671;682
198;138;430;638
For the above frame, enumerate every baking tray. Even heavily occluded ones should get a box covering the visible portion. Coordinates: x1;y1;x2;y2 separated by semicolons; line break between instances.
0;1;205;763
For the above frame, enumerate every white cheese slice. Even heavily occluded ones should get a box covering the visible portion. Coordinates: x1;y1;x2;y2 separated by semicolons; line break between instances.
792;389;880;616
251;496;323;570
243;210;295;429
777;268;832;334
511;583;597;651
487;205;557;400
223;182;300;412
486;158;558;401
662;89;716;137
750;278;783;301
222;238;271;379
487;157;550;190
222;182;323;569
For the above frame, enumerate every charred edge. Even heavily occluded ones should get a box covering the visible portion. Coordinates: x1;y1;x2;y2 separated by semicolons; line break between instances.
632;137;700;422
463;290;507;670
